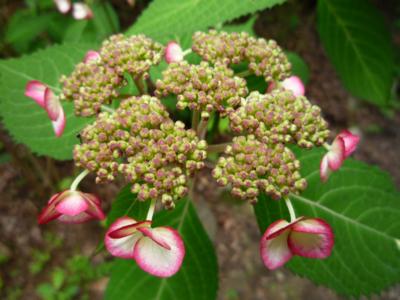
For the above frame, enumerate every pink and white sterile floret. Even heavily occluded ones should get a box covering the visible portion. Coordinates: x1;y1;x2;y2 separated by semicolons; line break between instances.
260;217;334;270
320;130;360;182
83;50;101;63
25;80;66;137
38;190;105;224
54;0;71;14
105;217;185;278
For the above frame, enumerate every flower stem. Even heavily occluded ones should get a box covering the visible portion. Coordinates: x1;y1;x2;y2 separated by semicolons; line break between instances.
323;142;331;151
197;118;209;139
101;105;115;113
146;199;156;221
284;197;296;222
70;169;90;191
134;77;146;95
236;69;252;78
207;142;231;153
182;48;192;57
192;110;200;131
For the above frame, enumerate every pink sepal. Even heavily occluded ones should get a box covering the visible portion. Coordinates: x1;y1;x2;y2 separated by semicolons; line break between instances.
105;217;142;259
51;107;66;137
260;219;293;270
84;51;101;63
337;130;360;158
319;154;330;183
54;0;71;14
25;80;47;108
44;88;61;121
108;220;152;238
165;42;184;64
327;137;345;171
288;218;334;259
72;3;93;20
134;226;185;277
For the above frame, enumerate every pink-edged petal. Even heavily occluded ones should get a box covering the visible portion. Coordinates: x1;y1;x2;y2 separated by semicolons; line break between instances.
133;227;185;278
84;50;101;63
55;191;88;216
260;219;293;270
38;202;62;224
105;217;142;259
338;130;360;158
51;107;66;137
58;212;93;224
83;193;105;220
44;88;61;120
320;154;331;182
25;80;47;108
165;42;184;64
54;0;71;13
72;3;93;20
108;220;151;238
327;137;345;171
288;218;334;259
281;76;305;97
137;227;171;250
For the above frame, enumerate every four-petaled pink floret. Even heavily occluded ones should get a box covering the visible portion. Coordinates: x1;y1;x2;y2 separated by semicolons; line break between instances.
38;190;105;224
320;130;360;182
260;217;334;270
25;80;66;137
105;217;186;278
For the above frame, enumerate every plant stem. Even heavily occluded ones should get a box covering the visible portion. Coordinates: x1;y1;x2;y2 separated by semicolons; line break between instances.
182;48;192;57
236;69;252;78
146;199;156;221
197;118;209;139
134;77;146;95
207;142;231;153
284;197;296;222
70;169;90;191
101;105;115;113
192;110;200;131
323;142;331;151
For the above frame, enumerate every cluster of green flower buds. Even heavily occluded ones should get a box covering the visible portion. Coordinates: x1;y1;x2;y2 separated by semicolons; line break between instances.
191;30;291;82
60;34;164;117
212;135;307;203
155;61;248;119
60;60;120;117
74;95;207;208
229;90;329;148
100;34;164;79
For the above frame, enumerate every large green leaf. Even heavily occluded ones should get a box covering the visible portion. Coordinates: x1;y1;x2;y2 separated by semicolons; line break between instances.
125;0;286;42
105;188;218;300
0;44;95;160
317;0;394;107
254;147;400;296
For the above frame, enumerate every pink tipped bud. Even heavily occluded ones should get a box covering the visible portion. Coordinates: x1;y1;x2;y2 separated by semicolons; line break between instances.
267;76;305;97
38;190;105;224
72;3;93;20
83;50;101;63
54;0;71;14
165;42;184;64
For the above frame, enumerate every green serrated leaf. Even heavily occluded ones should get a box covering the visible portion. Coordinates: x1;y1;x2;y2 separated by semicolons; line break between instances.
254;147;400;296
317;0;394;107
105;190;218;300
222;16;257;36
126;0;286;43
0;43;96;160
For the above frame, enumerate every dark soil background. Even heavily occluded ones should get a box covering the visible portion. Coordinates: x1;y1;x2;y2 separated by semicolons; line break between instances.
0;0;399;299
